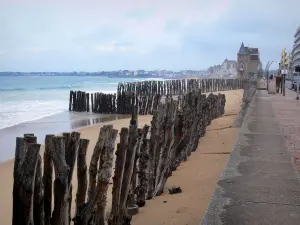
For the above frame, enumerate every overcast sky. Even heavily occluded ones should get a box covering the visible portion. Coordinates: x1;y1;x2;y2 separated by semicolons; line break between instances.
0;0;299;71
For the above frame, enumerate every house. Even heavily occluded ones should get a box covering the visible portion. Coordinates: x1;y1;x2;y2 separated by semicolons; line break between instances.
221;59;237;77
237;42;261;79
207;59;237;78
207;65;222;77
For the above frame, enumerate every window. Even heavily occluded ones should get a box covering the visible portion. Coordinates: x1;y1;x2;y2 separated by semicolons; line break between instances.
251;55;258;60
240;63;244;71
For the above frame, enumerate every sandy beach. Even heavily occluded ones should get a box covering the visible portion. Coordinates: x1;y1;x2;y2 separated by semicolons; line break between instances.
132;90;242;225
0;89;242;225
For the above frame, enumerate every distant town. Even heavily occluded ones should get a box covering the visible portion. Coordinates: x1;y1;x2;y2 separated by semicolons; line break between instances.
0;60;238;79
0;42;267;80
0;70;207;79
0;58;241;79
1;41;267;80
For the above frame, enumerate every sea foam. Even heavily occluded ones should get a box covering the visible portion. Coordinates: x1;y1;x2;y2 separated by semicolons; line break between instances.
0;100;67;130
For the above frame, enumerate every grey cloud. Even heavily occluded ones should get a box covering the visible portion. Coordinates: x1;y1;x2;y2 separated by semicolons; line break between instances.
1;0;300;71
72;26;125;45
164;18;184;33
124;8;154;20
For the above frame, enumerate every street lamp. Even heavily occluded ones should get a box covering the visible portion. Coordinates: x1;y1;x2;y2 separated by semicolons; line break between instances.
281;68;288;96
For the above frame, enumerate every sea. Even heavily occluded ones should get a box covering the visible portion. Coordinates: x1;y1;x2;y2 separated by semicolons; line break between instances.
0;76;159;130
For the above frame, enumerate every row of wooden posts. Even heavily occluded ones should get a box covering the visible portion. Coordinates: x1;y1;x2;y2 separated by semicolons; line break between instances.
69;91;91;112
69;91;163;115
13;89;226;225
69;78;242;113
69;91;160;114
117;78;244;96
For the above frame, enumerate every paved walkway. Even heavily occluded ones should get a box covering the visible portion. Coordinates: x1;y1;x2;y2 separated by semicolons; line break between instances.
201;89;300;225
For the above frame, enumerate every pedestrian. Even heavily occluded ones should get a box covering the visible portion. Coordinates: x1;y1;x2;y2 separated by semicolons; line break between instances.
276;73;281;93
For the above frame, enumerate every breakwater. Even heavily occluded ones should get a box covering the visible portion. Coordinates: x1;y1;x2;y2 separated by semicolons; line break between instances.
69;78;243;114
12;89;226;225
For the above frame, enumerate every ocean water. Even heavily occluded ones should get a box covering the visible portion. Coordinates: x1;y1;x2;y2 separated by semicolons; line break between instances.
0;76;152;130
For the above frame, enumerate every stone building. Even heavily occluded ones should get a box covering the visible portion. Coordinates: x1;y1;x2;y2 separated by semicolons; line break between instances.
237;42;262;79
221;59;237;77
207;59;237;78
207;65;222;77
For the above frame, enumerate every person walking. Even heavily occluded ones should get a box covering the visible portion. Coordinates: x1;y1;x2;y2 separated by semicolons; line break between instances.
276;73;282;93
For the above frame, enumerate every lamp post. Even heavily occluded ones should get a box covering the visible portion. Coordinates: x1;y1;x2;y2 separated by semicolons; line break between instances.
281;68;288;96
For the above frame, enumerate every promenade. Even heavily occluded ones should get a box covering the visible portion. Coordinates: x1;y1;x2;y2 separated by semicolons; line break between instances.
201;88;300;225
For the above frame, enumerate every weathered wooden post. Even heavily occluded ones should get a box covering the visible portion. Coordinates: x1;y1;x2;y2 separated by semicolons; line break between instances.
34;150;44;225
13;140;41;225
127;127;143;216
91;93;94;112
109;128;129;225
95;129;118;225
147;105;161;199
75;139;89;217
64;132;81;225
44;134;54;225
13;134;41;225
78;91;82;111
69;90;73;111
113;107;139;225
86;93;90;112
154;99;178;196
136;125;150;207
73;125;117;225
50;136;70;225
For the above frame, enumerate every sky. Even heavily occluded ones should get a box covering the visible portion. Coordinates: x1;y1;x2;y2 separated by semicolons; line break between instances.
0;0;299;72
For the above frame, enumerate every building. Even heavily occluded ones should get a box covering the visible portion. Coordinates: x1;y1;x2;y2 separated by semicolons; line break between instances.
292;26;300;71
207;65;222;77
206;59;237;78
237;42;261;79
221;59;237;77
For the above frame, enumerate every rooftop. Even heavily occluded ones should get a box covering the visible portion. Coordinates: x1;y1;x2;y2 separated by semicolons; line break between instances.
238;42;259;55
224;59;237;63
237;42;248;55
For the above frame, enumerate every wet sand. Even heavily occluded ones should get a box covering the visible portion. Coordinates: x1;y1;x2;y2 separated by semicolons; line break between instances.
0;111;130;161
0;90;243;225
